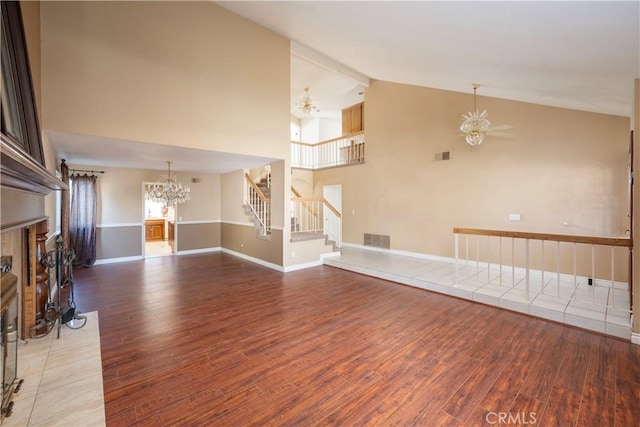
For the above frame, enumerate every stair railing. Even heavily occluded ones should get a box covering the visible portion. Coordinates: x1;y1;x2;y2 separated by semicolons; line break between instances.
245;173;271;235
453;227;632;313
290;194;342;246
291;131;365;170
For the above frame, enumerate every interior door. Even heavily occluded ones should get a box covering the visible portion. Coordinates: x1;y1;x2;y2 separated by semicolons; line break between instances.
323;184;342;249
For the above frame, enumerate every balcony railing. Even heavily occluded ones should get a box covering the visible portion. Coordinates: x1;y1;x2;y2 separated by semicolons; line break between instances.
291;131;365;170
453;227;632;312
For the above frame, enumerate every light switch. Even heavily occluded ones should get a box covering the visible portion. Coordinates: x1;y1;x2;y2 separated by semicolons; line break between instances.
508;213;521;221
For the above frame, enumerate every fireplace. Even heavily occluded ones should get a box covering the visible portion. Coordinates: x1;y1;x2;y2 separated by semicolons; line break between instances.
1;263;23;420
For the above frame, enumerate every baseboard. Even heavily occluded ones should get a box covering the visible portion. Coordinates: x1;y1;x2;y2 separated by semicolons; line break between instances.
94;255;143;265
283;260;323;272
221;248;284;272
176;247;221;256
632;332;640;345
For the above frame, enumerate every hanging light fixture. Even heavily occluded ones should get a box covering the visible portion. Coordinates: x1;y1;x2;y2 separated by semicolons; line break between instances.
460;83;491;146
297;87;319;116
145;161;191;205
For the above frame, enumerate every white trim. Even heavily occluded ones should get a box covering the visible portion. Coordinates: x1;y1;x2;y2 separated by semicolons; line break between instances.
291;41;370;87
271;225;284;231
283;251;343;272
176;247;221;256
224;220;257;228
222;248;284;272
341;242;454;264
632;332;640;346
96;220;224;230
177;220;220;225
284;260;322;272
97;223;142;228
94;255;143;265
45;230;60;245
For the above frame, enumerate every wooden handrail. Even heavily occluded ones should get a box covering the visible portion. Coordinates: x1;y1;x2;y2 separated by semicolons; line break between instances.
245;173;269;202
292;197;342;219
291;131;365;147
453;227;632;248
291;186;302;197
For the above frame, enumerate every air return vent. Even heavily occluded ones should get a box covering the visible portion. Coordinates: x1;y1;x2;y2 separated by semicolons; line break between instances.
364;233;391;249
434;151;451;161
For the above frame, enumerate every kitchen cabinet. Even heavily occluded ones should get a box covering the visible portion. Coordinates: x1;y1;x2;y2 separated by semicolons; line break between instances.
145;219;165;241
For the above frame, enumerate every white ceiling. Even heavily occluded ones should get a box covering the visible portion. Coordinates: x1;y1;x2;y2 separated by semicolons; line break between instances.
49;1;639;173
222;0;639;117
49;130;276;174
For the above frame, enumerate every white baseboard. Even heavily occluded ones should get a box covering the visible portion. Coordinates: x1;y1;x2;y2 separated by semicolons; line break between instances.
341;242;454;263
284;260;323;272
221;248;284;272
176;247;221;256
94;255;143;265
632;332;640;346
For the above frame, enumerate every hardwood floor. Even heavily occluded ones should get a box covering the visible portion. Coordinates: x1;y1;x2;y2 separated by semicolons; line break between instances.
73;253;640;426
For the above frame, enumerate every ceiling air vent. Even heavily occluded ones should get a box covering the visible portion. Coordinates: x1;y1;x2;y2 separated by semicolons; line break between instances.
434;151;451;161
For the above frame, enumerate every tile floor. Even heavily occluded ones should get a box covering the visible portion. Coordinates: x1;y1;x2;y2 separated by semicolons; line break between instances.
3;311;105;427
324;246;632;340
144;240;173;257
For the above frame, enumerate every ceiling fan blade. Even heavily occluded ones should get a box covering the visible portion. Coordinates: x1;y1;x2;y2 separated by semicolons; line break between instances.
488;131;515;138
488;124;513;131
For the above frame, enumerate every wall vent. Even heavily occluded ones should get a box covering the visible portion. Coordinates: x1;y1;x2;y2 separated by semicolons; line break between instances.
364;233;391;249
191;178;201;183
434;151;451;161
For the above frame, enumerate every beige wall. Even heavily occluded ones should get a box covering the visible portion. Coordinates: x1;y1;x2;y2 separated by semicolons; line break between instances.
220;170;249;225
69;164;221;260
314;80;630;261
20;1;60;234
40;1;290;160
292;169;314;197
221;223;283;266
97;226;142;260
177;223;221;252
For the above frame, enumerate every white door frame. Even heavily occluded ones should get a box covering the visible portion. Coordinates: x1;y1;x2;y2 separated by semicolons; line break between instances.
323;184;342;248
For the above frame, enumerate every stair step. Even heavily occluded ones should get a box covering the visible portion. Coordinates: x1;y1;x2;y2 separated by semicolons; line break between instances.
290;231;327;242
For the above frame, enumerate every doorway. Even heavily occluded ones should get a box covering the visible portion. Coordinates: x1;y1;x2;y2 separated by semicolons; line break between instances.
323;184;342;248
143;183;176;258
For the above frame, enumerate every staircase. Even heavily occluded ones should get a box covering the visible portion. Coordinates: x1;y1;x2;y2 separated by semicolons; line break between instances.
290;187;341;252
290;229;338;252
244;172;271;238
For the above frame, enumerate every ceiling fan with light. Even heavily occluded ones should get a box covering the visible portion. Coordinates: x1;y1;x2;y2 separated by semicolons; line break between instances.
459;83;513;146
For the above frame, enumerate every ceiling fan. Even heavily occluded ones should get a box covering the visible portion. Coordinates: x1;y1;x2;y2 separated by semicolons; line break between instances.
459;83;514;146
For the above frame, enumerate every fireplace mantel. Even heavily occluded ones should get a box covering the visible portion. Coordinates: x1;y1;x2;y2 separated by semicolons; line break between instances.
1;2;65;198
1;136;66;196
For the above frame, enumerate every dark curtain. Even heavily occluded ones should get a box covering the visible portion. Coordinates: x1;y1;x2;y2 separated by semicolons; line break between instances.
69;173;98;267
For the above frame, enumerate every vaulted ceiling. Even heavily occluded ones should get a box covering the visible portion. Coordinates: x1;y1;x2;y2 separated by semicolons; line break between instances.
51;1;639;172
221;0;639;117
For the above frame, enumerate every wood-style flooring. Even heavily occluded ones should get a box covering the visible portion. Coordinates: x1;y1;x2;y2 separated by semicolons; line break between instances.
73;253;640;426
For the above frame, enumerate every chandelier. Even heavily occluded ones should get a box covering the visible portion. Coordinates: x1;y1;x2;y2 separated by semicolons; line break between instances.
145;161;191;205
297;87;318;116
460;83;491;146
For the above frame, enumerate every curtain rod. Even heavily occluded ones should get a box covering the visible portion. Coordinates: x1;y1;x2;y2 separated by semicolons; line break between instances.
70;168;105;174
